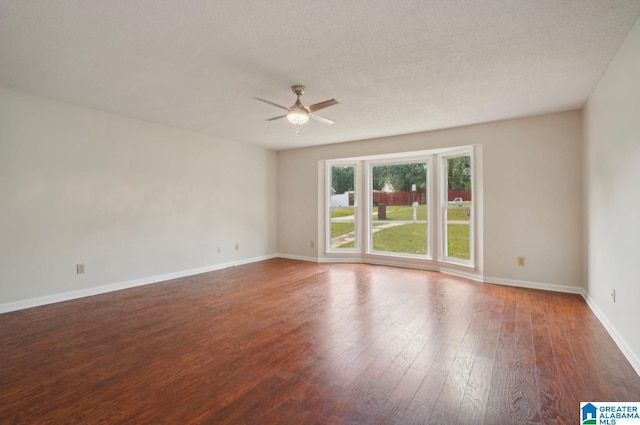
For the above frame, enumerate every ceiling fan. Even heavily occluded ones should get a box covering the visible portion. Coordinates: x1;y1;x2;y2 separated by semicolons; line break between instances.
254;85;338;132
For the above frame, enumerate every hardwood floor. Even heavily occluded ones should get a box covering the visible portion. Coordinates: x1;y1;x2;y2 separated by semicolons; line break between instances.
1;259;638;424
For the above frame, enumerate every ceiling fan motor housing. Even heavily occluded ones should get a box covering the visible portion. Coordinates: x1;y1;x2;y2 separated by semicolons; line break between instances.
291;85;306;96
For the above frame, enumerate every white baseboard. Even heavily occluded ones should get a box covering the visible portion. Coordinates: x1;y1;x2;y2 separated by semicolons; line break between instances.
317;256;363;264
362;257;478;280
482;275;586;295
0;254;278;314
278;253;320;263
281;254;587;295
583;294;640;377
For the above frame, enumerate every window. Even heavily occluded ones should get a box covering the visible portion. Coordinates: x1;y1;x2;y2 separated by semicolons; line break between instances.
441;153;473;266
325;146;477;270
368;160;430;257
327;163;358;252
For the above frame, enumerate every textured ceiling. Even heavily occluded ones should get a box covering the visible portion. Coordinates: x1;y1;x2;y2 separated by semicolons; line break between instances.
1;1;639;150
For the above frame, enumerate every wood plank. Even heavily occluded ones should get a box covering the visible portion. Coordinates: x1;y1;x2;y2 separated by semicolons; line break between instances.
0;259;639;424
373;367;427;425
398;367;447;424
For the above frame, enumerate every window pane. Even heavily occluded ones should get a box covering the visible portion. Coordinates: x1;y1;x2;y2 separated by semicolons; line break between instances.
444;155;471;261
446;219;470;260
371;162;428;256
329;165;356;250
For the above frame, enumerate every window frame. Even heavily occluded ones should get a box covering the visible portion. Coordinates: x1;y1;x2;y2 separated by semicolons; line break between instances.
438;148;475;268
325;161;360;254
365;156;432;259
324;145;477;271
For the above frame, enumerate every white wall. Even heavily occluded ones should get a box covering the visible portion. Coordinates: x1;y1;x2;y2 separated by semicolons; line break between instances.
0;86;278;308
278;110;583;290
584;16;640;372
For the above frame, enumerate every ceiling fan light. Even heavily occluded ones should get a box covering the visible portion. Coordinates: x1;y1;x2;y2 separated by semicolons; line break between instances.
287;108;309;125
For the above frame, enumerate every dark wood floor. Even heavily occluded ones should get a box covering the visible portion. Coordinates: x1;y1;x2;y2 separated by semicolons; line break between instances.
1;259;639;424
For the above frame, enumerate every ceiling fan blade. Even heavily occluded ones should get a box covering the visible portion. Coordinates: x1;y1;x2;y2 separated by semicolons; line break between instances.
266;115;287;121
308;99;338;112
254;97;289;111
310;113;335;125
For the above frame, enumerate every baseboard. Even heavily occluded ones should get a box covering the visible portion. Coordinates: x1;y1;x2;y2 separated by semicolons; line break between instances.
0;254;278;314
278;253;320;263
315;255;483;282
363;256;476;280
308;256;582;291
317;256;363;264
482;275;586;295
440;268;484;282
583;294;640;377
279;253;365;264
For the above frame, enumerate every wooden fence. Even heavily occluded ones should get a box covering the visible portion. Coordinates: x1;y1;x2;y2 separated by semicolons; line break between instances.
372;190;471;205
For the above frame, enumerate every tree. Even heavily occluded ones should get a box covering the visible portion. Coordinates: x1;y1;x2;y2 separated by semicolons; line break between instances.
447;156;471;190
373;163;427;192
331;166;354;194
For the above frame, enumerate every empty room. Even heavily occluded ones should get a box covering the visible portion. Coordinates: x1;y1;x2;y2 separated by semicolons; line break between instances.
1;1;639;424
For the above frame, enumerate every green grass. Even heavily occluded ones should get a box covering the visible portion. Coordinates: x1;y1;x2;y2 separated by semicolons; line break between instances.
330;204;471;259
331;222;354;239
447;202;472;221
333;203;471;221
372;223;428;255
447;224;470;260
330;207;355;218
338;240;355;249
361;222;470;259
375;204;428;221
330;208;356;250
372;203;472;221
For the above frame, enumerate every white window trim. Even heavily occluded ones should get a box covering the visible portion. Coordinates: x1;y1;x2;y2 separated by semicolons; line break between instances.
365;157;432;259
323;145;479;273
438;148;475;268
325;161;360;254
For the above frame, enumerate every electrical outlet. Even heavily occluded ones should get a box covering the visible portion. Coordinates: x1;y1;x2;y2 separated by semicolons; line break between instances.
611;289;616;303
76;263;85;274
217;246;221;254
235;243;239;251
517;257;525;266
310;241;315;248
